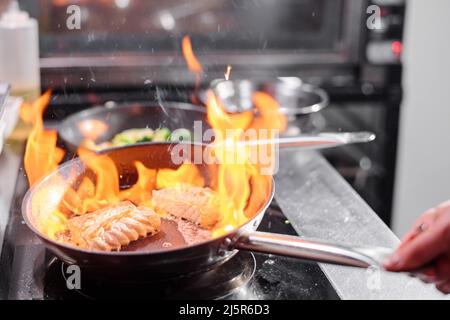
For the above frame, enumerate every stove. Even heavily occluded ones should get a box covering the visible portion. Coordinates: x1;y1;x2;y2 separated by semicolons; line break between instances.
0;151;338;299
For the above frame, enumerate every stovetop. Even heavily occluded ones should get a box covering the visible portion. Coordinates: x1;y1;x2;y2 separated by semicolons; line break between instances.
0;147;338;300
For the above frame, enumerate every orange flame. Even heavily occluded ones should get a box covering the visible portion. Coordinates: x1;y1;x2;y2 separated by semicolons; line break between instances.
205;90;281;236
58;154;158;217
182;35;203;73
206;91;253;135
25;36;287;241
31;181;69;239
181;35;203;103
76;148;121;212
251;91;287;133
22;90;65;186
156;162;205;189
119;161;157;208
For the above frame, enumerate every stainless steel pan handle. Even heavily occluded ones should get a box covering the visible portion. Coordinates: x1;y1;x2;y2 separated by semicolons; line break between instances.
213;132;376;152
233;231;392;269
240;132;376;150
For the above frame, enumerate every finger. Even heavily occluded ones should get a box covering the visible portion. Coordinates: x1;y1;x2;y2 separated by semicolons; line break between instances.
414;266;439;284
436;280;450;294
434;254;450;282
401;200;450;243
399;208;439;247
384;221;450;271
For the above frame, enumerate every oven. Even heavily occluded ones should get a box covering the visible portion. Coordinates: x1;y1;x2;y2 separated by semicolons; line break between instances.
16;0;366;88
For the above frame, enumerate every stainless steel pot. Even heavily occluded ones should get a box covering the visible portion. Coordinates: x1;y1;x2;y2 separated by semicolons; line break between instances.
210;77;329;117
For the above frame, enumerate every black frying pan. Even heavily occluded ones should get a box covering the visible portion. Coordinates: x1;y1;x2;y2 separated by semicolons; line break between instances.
22;142;392;281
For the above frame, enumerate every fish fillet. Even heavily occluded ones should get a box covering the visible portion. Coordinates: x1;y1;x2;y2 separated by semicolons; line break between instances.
152;184;220;229
68;201;160;251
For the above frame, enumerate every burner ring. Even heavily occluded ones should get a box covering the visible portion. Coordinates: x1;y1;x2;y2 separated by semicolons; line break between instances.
43;251;256;300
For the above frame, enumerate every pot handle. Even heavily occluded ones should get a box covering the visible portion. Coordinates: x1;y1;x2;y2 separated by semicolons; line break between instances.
233;231;392;269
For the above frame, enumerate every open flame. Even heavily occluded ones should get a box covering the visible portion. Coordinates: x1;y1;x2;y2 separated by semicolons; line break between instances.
181;35;202;103
24;37;287;240
205;90;286;236
59;149;158;217
21;90;65;186
157;162;205;189
181;35;203;74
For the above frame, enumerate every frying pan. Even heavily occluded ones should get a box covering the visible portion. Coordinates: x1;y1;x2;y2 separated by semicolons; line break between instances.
58;102;207;152
59;101;374;154
22;142;392;280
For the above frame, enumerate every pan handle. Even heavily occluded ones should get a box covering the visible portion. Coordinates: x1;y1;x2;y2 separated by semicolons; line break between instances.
240;132;376;150
233;231;392;269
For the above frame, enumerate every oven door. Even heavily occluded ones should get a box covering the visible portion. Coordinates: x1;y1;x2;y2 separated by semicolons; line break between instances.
17;0;366;87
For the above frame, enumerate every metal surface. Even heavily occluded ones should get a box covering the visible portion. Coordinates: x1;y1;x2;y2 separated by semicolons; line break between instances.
0;145;22;253
242;132;376;150
234;232;391;268
0;82;9;120
274;150;446;299
0;82;10;153
210;78;329;115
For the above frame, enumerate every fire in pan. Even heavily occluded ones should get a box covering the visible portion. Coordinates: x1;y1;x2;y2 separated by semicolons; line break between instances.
22;141;391;280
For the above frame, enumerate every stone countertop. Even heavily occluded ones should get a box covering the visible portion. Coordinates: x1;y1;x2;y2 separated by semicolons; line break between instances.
274;150;446;299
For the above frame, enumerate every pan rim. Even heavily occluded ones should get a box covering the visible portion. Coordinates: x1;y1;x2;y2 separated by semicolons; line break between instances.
60;101;206;125
58;101;207;149
21;142;275;257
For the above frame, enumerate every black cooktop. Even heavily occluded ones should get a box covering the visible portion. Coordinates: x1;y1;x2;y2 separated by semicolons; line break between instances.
0;157;338;300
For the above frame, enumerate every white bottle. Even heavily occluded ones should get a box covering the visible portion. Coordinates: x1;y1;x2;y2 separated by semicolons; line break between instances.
0;0;40;102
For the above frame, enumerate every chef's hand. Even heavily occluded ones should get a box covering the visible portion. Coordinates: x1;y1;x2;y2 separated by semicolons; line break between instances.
383;200;450;294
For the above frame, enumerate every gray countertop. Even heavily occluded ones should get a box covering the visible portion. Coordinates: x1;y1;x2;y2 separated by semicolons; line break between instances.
274;149;446;299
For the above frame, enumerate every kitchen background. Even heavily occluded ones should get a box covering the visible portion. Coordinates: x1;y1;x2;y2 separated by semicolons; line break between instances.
1;0;450;301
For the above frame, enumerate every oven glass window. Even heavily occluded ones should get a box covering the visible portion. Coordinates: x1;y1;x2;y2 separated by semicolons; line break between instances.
17;0;344;56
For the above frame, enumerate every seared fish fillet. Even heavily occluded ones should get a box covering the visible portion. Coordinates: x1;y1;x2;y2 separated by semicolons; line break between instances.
68;201;160;251
152;184;220;229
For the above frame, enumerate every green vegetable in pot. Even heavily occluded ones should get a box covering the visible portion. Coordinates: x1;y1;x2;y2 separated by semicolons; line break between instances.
170;128;192;142
153;127;171;142
111;128;154;146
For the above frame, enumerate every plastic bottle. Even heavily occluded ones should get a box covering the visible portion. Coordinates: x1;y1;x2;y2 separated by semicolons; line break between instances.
0;0;40;102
